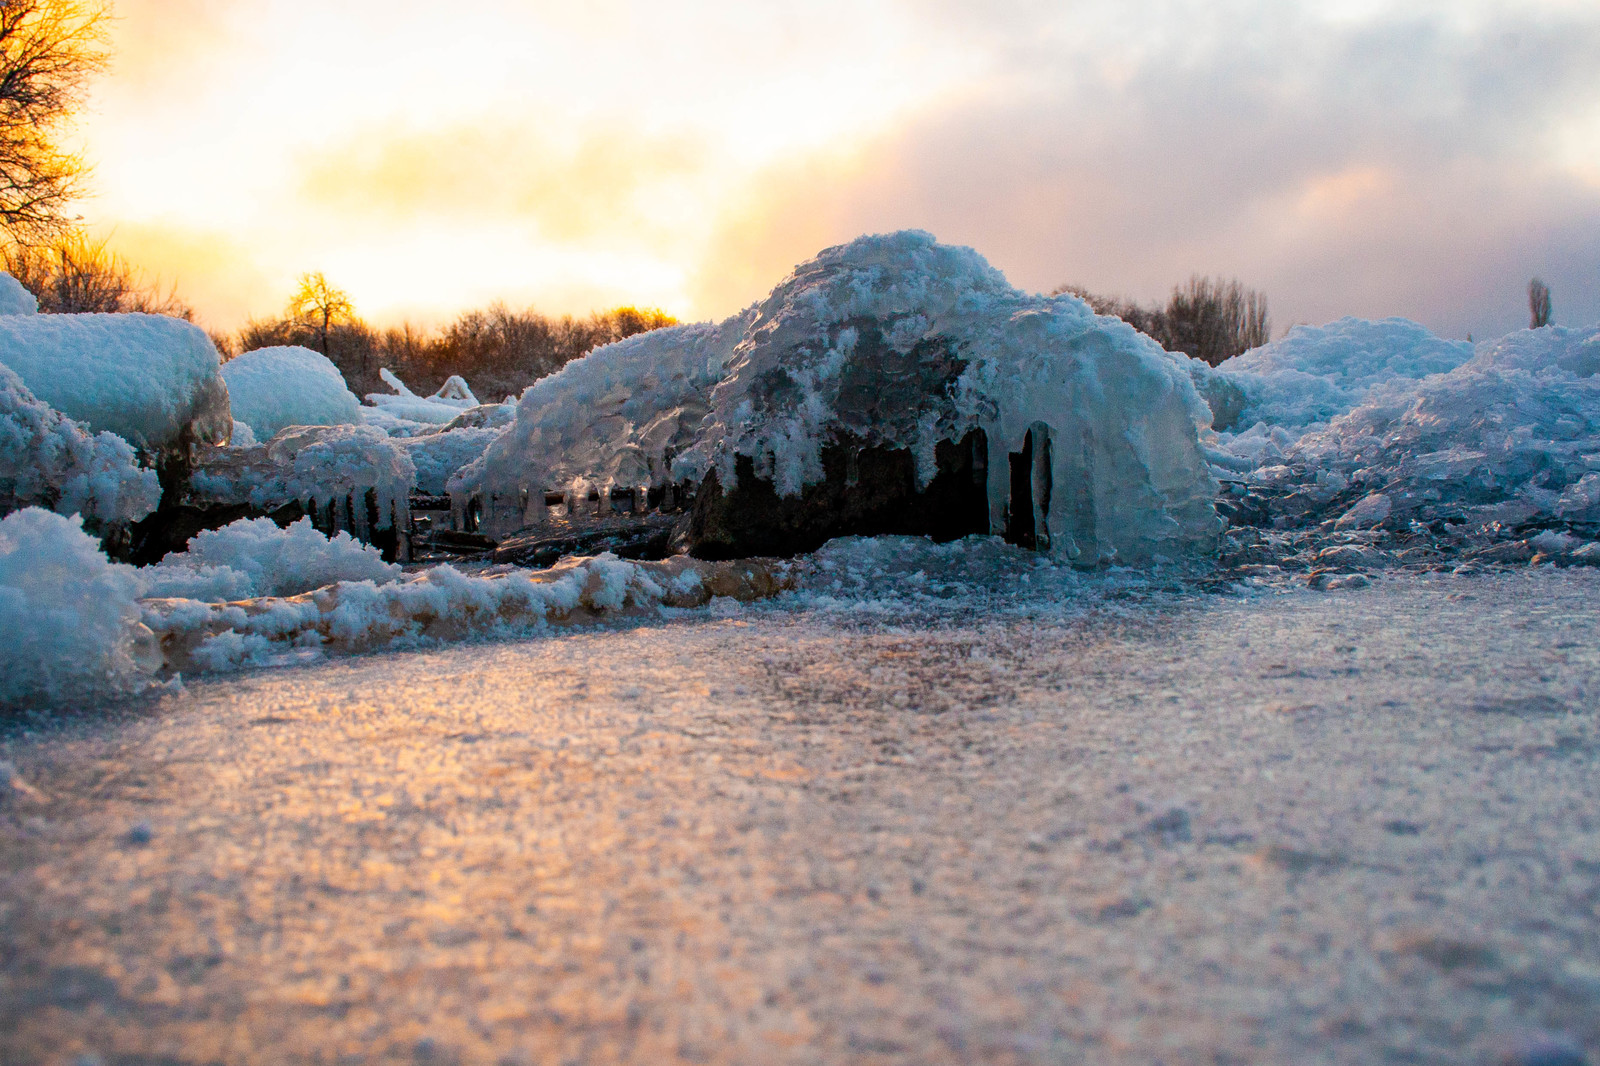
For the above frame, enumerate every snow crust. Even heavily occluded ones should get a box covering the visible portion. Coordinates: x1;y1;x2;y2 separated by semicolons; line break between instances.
0;362;161;524
403;426;503;495
190;424;415;534
0;271;37;315
222;346;362;440
143;553;795;675
0;312;231;452
0;508;158;707
142;516;399;601
1216;318;1474;433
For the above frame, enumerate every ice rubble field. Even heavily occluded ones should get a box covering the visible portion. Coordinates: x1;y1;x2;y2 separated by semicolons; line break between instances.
4;234;1600;709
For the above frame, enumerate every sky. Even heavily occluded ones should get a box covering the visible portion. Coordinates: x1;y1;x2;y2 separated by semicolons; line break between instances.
76;0;1600;340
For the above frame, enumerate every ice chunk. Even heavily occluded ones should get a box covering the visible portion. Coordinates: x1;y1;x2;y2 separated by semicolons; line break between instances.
673;231;1219;563
1216;318;1474;432
0;362;161;524
403;426;504;495
0;271;37;315
1286;324;1600;528
144;516;399;599
189;424;416;535
364;368;480;425
0;312;230;453
467;311;753;532
221;345;362;440
0;508;158;707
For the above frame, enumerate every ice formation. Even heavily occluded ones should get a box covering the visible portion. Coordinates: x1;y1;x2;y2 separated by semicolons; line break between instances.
0;312;231;452
142;516;399;600
142;553;795;674
0;271;38;315
1280;323;1600;529
464;312;753;530
189;424;416;535
0;362;161;524
364;368;483;426
679;232;1218;563
403;426;504;495
470;233;1219;563
221;345;363;440
1214;318;1474;433
0;508;159;707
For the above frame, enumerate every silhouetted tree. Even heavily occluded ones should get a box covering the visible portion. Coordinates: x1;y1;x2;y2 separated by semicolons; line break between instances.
0;1;109;238
1528;277;1552;329
1053;275;1270;366
2;231;191;316
287;271;354;357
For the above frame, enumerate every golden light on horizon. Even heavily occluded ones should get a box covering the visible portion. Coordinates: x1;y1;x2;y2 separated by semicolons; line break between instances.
59;0;1600;339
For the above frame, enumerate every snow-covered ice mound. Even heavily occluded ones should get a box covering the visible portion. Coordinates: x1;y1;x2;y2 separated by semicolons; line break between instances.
473;231;1220;565
0;363;161;525
1215;318;1474;434
678;231;1219;564
142;516;400;601
0;271;38;315
222;346;362;440
1282;324;1600;531
0;508;160;707
0;312;231;453
190;424;416;537
465;312;752;527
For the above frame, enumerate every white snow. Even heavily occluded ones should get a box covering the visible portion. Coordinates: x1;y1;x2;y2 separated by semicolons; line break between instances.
0;271;37;315
142;516;399;600
0;362;161;524
1215;318;1474;432
0;312;231;452
466;312;753;530
222;346;362;440
0;508;159;707
190;424;416;535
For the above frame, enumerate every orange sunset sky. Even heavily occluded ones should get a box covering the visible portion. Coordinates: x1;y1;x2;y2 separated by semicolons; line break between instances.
73;0;1600;338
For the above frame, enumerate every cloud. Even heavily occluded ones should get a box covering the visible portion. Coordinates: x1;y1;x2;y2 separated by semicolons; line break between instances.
691;1;1600;336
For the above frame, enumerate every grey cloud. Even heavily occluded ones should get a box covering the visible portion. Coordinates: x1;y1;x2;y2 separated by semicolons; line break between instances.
695;2;1600;337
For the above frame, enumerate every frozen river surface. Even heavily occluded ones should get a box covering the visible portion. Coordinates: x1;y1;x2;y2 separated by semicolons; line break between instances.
2;563;1599;1065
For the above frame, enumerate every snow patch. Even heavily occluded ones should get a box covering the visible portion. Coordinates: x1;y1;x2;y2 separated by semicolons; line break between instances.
222;346;362;440
0;271;37;315
0;508;158;707
143;516;400;600
0;312;230;452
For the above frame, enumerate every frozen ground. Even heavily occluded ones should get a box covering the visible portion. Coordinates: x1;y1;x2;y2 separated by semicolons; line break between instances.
1;567;1598;1065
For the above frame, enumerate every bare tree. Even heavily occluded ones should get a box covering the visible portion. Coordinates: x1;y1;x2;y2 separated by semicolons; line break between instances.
1053;276;1269;366
0;0;110;239
2;230;192;316
288;271;354;357
1528;277;1552;329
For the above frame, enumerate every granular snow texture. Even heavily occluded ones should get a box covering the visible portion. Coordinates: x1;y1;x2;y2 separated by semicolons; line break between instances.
0;363;161;524
142;516;399;601
0;312;230;452
0;508;157;707
222;346;362;440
